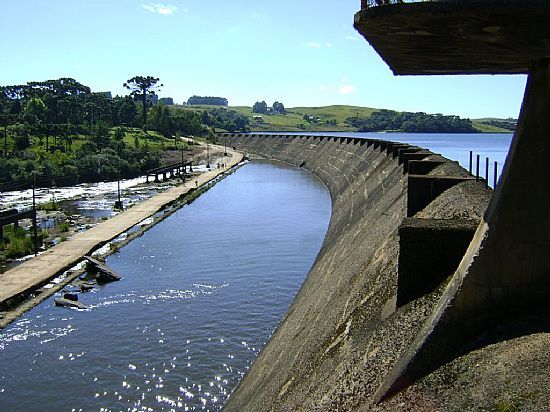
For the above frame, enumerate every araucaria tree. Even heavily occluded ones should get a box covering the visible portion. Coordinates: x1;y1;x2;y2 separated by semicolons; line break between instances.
123;76;162;128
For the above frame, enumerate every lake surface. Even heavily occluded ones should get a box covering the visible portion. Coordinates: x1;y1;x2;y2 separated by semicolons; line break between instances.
257;132;513;187
0;160;331;411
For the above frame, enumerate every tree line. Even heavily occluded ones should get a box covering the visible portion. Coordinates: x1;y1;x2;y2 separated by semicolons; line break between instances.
252;101;286;115
187;96;228;106
0;76;227;188
345;109;477;133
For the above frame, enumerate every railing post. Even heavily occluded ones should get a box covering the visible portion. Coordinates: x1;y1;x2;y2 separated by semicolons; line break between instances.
485;157;489;188
494;161;498;188
32;172;38;256
476;154;480;181
469;151;473;175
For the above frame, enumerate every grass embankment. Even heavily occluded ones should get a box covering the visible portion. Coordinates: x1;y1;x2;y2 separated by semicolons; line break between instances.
471;121;512;133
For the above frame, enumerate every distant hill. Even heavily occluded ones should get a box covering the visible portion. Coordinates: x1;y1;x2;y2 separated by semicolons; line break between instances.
176;103;515;133
472;117;517;133
224;105;515;133
231;105;377;132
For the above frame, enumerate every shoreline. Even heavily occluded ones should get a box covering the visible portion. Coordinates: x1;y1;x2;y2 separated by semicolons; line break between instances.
0;145;244;329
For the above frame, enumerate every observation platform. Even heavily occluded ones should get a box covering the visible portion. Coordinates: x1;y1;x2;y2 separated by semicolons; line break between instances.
354;0;550;75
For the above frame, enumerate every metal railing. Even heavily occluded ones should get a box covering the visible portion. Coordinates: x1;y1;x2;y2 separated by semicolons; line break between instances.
468;151;501;189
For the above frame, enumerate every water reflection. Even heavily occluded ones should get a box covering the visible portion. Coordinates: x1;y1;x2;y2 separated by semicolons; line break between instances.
0;160;331;411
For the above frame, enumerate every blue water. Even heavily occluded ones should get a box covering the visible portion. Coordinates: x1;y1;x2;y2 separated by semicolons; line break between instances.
0;160;331;411
376;132;512;184
258;132;513;187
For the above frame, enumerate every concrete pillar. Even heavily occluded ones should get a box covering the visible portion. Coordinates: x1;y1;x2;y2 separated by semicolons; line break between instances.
375;58;550;401
407;175;476;217
455;58;550;324
407;160;445;175
397;218;478;307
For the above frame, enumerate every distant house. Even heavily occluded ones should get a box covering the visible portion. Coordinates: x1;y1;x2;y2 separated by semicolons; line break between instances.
252;115;264;122
100;91;113;99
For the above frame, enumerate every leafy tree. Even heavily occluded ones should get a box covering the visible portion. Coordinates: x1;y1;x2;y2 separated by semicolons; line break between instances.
123;76;162;128
57;95;85;125
201;110;211;126
91;121;110;152
345;109;476;133
22;97;47;125
13;125;31;151
203;107;249;132
252;101;268;114
273;101;286;114
116;96;138;127
158;97;174;105
83;93;113;126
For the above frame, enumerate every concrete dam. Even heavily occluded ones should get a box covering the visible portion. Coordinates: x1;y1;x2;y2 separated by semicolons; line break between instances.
217;1;550;409
216;133;550;411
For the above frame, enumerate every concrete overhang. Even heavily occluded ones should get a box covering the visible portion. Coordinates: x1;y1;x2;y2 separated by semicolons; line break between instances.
354;0;550;75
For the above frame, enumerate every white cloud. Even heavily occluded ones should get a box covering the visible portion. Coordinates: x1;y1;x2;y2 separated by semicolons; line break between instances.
339;84;356;94
304;42;322;49
141;3;180;16
320;80;356;95
303;42;333;49
345;35;361;41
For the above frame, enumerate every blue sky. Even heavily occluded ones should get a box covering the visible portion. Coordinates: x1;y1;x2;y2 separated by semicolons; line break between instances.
1;0;527;118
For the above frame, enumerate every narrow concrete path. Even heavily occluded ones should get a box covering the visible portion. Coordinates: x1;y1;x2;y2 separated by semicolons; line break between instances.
0;146;243;309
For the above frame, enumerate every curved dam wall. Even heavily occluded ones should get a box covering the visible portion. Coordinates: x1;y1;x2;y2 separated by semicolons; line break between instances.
220;133;491;411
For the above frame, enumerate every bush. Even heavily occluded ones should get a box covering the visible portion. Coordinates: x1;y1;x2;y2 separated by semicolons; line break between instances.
5;232;34;259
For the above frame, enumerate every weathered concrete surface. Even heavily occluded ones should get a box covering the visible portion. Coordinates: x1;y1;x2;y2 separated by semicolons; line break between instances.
354;0;550;75
220;133;506;411
371;327;550;411
374;58;550;405
0;146;243;312
397;218;477;308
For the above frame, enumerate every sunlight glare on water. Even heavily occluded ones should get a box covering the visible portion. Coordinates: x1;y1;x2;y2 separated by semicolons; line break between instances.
0;160;331;411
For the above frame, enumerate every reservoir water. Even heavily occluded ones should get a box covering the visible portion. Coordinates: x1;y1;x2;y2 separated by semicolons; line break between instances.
0;160;332;411
260;132;513;187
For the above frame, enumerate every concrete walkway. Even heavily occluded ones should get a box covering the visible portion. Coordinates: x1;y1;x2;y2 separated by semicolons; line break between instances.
0;146;243;309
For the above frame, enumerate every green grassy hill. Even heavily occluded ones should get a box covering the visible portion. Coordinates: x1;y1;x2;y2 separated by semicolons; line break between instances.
181;104;514;133
184;104;377;132
471;121;510;133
